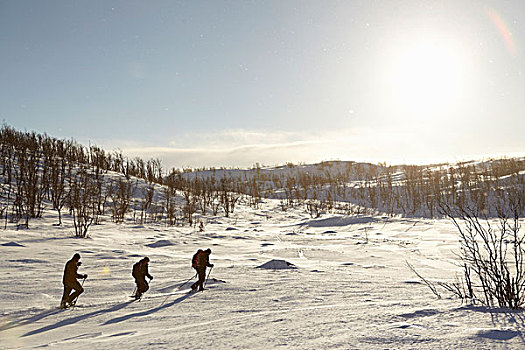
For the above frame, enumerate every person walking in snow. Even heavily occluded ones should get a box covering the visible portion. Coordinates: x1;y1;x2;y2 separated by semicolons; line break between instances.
60;253;87;308
191;248;214;292
132;257;153;300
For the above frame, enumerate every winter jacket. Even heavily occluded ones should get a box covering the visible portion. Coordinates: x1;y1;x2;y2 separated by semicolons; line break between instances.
132;260;152;281
192;250;212;269
63;258;83;285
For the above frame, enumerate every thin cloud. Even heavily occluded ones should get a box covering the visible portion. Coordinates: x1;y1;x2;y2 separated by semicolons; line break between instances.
124;136;326;168
114;127;523;169
119;127;406;168
167;129;303;148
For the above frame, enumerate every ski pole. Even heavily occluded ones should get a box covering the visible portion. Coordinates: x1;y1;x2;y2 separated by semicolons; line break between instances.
178;272;197;289
203;266;213;290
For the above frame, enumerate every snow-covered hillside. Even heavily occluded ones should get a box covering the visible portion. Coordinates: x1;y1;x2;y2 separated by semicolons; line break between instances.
1;128;524;348
1;198;524;349
180;158;525;218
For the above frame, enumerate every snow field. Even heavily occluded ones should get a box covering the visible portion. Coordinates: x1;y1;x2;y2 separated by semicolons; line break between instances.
1;199;524;349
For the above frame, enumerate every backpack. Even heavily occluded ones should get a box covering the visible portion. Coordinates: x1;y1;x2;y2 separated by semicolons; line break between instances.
192;249;203;267
132;262;140;278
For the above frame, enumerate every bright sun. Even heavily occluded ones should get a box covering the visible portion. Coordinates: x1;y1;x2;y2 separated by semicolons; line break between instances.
389;40;466;117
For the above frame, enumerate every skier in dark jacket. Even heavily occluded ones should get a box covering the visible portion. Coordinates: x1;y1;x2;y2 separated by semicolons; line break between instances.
191;248;214;292
132;257;153;300
60;253;87;308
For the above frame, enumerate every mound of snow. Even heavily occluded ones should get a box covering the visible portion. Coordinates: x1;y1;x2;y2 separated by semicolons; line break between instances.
302;215;377;228
1;241;24;247
146;239;175;248
257;259;297;270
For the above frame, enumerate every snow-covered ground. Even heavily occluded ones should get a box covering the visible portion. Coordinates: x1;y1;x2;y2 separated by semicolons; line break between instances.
1;199;524;349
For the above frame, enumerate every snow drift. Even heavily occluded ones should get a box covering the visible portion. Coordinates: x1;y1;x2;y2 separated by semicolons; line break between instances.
257;259;297;270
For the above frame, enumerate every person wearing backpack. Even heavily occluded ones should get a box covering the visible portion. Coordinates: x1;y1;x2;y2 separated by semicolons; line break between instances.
60;253;87;308
132;257;153;300
191;248;214;292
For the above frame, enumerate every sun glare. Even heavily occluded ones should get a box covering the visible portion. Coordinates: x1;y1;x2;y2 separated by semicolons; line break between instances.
389;40;466;117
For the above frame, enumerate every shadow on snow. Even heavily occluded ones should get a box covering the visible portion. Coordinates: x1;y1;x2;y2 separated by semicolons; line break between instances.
103;292;193;325
0;308;63;333
456;305;525;343
22;301;133;337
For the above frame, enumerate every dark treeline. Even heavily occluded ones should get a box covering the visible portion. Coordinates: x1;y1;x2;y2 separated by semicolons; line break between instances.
0;125;165;235
1;124;524;238
181;159;525;219
0;124;249;235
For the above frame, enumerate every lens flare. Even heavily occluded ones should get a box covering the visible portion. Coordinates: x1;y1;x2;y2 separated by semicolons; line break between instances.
487;8;516;56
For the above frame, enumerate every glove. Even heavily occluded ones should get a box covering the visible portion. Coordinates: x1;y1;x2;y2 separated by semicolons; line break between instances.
210;264;214;268
83;274;88;279
149;276;154;280
77;262;82;266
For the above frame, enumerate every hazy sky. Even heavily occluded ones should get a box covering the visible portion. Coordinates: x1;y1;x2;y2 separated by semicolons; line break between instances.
1;0;524;168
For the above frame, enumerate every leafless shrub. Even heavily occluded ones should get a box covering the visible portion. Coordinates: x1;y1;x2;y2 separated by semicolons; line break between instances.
306;200;324;218
406;261;442;299
439;201;525;309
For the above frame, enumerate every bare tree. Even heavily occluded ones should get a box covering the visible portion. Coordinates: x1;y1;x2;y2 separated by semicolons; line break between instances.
166;187;179;226
69;168;98;238
49;157;69;226
182;187;197;225
109;177;135;224
139;184;155;224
